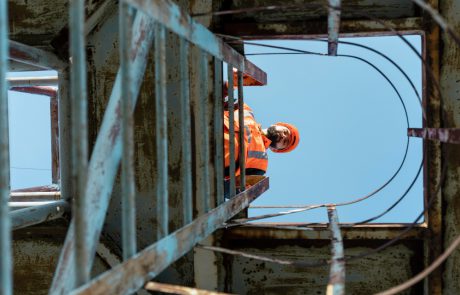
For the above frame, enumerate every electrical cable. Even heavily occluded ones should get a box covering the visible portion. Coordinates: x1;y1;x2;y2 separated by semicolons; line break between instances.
219;39;416;223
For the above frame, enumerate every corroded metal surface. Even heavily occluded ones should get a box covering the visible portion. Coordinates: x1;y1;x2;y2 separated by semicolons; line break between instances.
222;227;423;294
9;40;65;70
439;0;460;293
219;17;423;39
326;206;345;295
423;0;443;293
212;0;416;23
224;225;426;241
408;128;460;143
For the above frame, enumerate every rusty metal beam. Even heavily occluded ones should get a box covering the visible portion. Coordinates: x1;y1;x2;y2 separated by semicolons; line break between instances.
144;282;233;295
125;0;267;86
10;200;69;230
327;0;341;55
119;0;137;260
49;12;155;295
154;22;168;238
224;224;426;242
218;17;423;40
10;191;61;202
7;76;58;87
326;206;345;295
69;0;90;285
9;40;66;70
213;58;224;206
70;177;269;295
408;128;460;144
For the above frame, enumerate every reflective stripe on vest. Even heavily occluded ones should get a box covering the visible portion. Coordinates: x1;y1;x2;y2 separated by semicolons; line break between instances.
248;150;268;160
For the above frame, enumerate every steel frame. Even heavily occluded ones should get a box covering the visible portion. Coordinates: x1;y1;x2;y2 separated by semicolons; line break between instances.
48;0;269;292
2;0;269;293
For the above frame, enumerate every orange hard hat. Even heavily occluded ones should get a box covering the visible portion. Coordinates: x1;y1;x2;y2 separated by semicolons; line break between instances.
271;122;300;153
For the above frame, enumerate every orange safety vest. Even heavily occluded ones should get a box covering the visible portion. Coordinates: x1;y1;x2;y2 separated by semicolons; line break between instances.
224;104;271;175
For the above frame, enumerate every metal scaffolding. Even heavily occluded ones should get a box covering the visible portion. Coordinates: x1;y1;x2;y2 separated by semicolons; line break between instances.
3;0;460;294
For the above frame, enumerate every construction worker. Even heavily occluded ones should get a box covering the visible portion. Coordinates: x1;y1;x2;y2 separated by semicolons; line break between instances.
224;101;300;178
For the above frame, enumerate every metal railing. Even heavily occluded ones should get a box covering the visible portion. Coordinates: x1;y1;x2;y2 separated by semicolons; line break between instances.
1;0;268;294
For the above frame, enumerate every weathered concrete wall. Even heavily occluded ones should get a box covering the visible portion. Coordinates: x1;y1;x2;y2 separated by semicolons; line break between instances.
440;0;460;293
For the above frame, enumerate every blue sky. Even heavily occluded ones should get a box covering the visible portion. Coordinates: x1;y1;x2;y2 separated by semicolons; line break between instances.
243;35;423;223
8;71;54;189
8;35;423;224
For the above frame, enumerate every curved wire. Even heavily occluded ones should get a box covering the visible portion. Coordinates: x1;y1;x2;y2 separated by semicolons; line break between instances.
221;39;414;217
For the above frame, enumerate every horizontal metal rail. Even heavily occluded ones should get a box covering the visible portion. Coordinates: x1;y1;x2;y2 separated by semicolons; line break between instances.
408;128;460;144
9;40;66;70
326;205;345;295
327;0;341;56
8;76;58;87
144;282;234;295
124;0;267;85
70;177;269;295
10;200;69;230
10;191;61;201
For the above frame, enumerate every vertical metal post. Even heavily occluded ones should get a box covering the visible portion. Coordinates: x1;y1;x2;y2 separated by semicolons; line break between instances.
213;58;224;206
69;0;89;285
198;50;211;212
180;38;193;224
326;205;345;295
237;71;246;192
58;71;71;201
50;91;60;184
155;22;168;239
0;0;11;293
119;0;136;259
227;66;236;198
327;0;341;56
